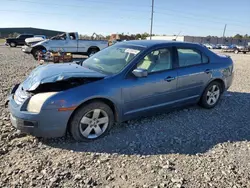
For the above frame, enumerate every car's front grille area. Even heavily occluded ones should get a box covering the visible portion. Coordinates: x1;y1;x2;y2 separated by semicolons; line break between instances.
14;86;29;105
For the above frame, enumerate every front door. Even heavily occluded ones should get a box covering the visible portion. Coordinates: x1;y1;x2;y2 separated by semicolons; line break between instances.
64;33;78;52
122;48;178;119
49;33;67;52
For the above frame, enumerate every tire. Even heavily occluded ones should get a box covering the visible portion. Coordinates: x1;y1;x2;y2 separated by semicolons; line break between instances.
243;51;246;54
199;81;222;109
234;49;239;54
87;48;99;57
32;48;43;60
10;42;17;47
69;101;114;142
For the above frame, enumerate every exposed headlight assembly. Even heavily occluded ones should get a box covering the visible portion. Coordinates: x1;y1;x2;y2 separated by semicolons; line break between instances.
27;92;58;113
28;82;40;91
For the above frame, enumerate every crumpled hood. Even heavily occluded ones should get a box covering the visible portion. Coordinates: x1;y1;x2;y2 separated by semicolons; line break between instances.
25;37;45;44
32;39;49;47
22;63;106;91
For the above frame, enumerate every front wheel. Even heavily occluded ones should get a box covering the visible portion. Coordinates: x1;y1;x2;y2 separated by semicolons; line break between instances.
69;101;114;142
199;81;222;109
10;42;17;47
32;49;43;60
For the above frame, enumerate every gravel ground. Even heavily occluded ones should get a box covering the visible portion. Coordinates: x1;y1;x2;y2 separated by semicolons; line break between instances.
0;46;250;188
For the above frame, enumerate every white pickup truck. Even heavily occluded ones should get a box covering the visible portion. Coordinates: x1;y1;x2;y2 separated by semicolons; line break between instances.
25;32;109;59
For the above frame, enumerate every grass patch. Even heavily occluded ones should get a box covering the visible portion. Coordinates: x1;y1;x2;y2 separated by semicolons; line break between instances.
0;39;6;44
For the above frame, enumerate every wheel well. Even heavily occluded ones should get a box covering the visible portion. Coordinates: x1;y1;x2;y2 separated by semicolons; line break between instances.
211;79;225;93
67;98;118;131
88;46;100;52
31;46;46;53
199;79;225;103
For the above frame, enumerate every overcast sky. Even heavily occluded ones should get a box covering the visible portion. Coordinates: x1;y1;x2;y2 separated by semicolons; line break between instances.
1;0;250;37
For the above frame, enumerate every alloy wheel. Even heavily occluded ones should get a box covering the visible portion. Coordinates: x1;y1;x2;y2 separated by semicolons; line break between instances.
79;109;109;139
10;42;16;47
206;85;220;105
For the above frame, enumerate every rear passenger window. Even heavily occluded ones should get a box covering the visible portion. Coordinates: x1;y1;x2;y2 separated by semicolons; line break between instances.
177;48;208;67
202;53;209;63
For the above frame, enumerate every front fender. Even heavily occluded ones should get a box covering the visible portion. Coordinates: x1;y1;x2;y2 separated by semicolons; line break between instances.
41;80;123;121
31;45;47;54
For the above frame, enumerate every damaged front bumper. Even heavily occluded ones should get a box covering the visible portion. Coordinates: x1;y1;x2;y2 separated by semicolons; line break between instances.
6;84;72;138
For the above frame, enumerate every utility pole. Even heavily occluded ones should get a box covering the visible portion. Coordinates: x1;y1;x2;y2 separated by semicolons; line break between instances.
150;0;154;40
222;24;227;44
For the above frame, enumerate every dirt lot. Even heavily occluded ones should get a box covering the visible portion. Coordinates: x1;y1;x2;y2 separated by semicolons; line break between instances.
0;46;250;188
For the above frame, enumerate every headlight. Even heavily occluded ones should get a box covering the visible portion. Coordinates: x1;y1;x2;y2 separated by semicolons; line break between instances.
27;92;57;113
28;82;40;91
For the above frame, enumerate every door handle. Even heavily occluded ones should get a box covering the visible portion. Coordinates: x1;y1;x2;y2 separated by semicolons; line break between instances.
164;76;175;82
204;69;212;74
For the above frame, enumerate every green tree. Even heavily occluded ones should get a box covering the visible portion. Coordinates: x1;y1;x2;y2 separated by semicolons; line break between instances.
79;34;91;39
233;34;243;39
8;32;20;38
135;33;142;39
141;32;150;39
243;34;250;39
105;35;110;40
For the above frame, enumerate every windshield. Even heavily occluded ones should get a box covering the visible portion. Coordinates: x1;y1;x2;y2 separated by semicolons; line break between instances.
82;45;142;75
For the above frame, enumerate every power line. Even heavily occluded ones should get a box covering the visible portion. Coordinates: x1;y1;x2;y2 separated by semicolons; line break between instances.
7;0;248;27
154;11;248;28
0;9;246;35
153;22;246;35
154;6;250;26
74;0;150;8
0;9;149;21
3;0;249;36
7;0;150;13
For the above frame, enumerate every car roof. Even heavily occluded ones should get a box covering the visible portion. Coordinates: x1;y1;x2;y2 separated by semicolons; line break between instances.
121;40;198;48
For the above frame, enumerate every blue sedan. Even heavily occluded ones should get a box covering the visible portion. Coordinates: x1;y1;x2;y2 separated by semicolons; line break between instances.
8;40;234;141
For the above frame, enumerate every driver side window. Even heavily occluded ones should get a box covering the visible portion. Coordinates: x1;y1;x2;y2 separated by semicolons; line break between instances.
137;48;173;73
69;33;76;40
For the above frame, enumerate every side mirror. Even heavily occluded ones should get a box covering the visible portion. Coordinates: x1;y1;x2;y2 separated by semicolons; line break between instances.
132;68;148;78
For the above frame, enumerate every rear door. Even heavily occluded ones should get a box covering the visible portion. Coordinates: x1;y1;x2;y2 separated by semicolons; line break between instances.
175;47;211;103
49;33;68;52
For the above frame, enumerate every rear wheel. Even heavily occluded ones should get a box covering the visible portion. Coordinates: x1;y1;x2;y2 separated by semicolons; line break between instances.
70;101;114;142
234;49;239;54
199;81;222;109
10;42;17;47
